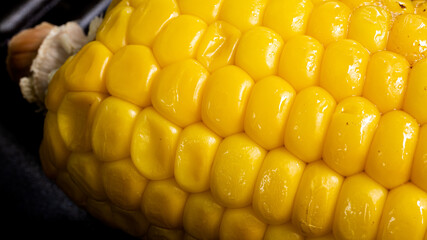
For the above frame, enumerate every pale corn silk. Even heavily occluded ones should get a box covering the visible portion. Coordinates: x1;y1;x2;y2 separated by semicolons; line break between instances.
40;0;427;239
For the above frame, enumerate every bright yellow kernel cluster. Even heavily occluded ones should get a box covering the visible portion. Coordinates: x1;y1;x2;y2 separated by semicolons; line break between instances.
40;0;427;239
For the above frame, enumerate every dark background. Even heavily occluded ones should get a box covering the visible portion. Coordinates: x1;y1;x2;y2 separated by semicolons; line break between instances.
0;1;136;238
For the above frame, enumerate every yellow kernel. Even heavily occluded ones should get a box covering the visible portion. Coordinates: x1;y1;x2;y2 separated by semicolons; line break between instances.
57;92;107;152
96;5;133;52
127;0;179;46
403;58;427;124
183;192;224;240
362;50;410;113
177;0;223;24
320;39;370;102
347;5;391;53
44;71;67;113
411;124;427;192
91;97;140;162
219;207;267;240
322;97;380;176
306;1;351;46
201;65;254;137
45;58;72;112
67;152;106;201
252;148;305;224
131;107;181;180
387;13;427;65
263;0;313;41
263;223;304;240
218;0;268;31
244;76;295;150
64;41;112;93
101;159;148;210
196;20;241;72
365;110;419;189
175;122;222;193
284;86;336;163
292;160;344;237
141;178;189;229
111;205;149;237
332;173;388;240
210;133;266;208
377;183;427;240
235;26;284;81
278;35;324;92
42;111;70;170
151;59;209;127
105;45;159;107
153;15;207;67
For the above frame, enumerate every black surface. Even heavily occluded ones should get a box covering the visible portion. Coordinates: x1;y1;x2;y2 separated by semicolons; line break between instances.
0;1;136;239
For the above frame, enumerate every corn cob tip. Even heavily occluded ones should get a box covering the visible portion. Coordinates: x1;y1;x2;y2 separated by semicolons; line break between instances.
6;17;105;109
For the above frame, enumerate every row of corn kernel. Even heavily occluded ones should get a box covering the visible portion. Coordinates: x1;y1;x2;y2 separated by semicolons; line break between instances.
45;164;427;240
38;128;427;240
100;0;423;54
98;0;427;65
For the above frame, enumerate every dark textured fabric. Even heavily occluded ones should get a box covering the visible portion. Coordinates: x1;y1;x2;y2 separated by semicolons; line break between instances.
0;1;136;239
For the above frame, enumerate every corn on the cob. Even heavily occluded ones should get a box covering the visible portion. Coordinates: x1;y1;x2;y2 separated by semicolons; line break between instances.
39;0;427;239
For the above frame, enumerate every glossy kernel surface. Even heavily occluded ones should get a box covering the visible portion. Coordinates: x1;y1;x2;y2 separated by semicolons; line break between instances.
40;0;427;239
